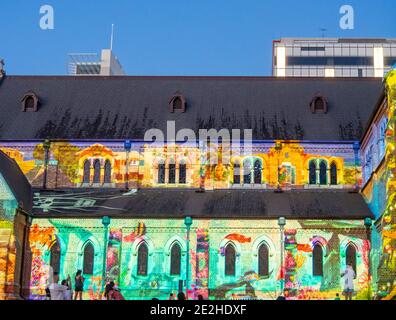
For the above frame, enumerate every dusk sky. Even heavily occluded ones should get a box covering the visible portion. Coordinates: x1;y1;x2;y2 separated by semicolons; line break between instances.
1;0;395;75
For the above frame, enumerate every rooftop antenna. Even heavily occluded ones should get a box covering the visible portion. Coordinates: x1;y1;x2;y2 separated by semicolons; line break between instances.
320;28;327;38
110;24;115;51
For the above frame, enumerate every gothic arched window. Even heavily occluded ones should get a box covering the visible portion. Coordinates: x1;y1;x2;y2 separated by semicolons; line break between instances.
258;243;269;277
50;237;61;274
137;243;148;276
83;160;90;183
312;244;323;276
346;243;357;277
168;160;176;184
243;159;252;184
170;243;181;275
319;160;327;185
309;161;317;184
83;242;94;275
330;162;337;185
104;160;112;184
93;159;101;184
158;160;165;184
233;161;240;185
225;243;236;276
179;161;186;184
254;160;262;184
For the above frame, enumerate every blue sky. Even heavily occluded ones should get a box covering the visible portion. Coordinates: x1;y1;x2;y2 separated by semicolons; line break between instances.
1;0;395;76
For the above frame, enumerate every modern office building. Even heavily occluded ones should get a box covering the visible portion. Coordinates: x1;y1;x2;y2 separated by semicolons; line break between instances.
273;38;396;78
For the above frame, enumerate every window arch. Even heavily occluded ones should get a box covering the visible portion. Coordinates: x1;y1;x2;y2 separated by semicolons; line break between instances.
330;162;337;185
21;92;39;112
158;160;165;184
243;159;252;184
169;94;186;113
50;237;61;274
104;160;112;184
258;243;269;277
346;243;357;276
310;95;327;113
93;159;101;184
83;242;94;275
179;161;186;184
319;160;327;185
233;161;241;185
168;159;176;184
137;243;149;276
83;160;90;184
254;159;262;184
225;243;236;276
170;243;181;275
309;161;317;184
312;244;323;276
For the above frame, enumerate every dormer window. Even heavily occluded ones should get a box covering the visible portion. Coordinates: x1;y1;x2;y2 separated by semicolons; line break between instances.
310;95;327;114
21;92;39;112
169;94;186;113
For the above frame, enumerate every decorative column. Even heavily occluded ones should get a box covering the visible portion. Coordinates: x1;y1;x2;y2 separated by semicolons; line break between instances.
42;139;51;189
101;216;111;291
184;216;193;299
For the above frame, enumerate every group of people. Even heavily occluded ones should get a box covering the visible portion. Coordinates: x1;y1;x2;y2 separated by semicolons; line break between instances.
46;263;357;301
47;270;84;300
46;270;125;300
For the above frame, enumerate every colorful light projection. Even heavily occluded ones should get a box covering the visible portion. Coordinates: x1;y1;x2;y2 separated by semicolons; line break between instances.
375;69;396;300
28;218;370;300
0;141;359;190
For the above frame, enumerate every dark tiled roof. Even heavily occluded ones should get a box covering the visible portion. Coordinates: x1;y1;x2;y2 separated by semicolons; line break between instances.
0;150;32;212
32;188;373;219
0;76;382;141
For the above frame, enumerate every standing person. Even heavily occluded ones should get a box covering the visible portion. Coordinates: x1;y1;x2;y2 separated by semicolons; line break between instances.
169;293;175;300
334;293;341;300
341;263;356;300
61;275;72;300
110;285;125;300
104;281;115;300
74;270;84;300
177;292;186;300
49;272;67;300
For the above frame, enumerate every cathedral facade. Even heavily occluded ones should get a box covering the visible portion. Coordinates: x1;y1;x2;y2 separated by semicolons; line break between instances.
0;71;395;300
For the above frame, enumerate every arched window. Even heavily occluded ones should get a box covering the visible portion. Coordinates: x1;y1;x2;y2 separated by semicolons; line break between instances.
170;243;181;275
93;159;101;184
346;243;357;277
168;160;176;184
225;243;236;276
173;97;182;110
254;160;262;184
319;160;327;185
25;96;35;110
258;243;269;276
310;95;327;113
179;162;186;184
83;242;94;275
50;237;61;274
104;160;112;184
233;161;240;185
330;162;337;185
158;160;165;184
83;160;90;184
243;159;252;184
309;161;317;184
312;244;323;276
137;243;149;276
